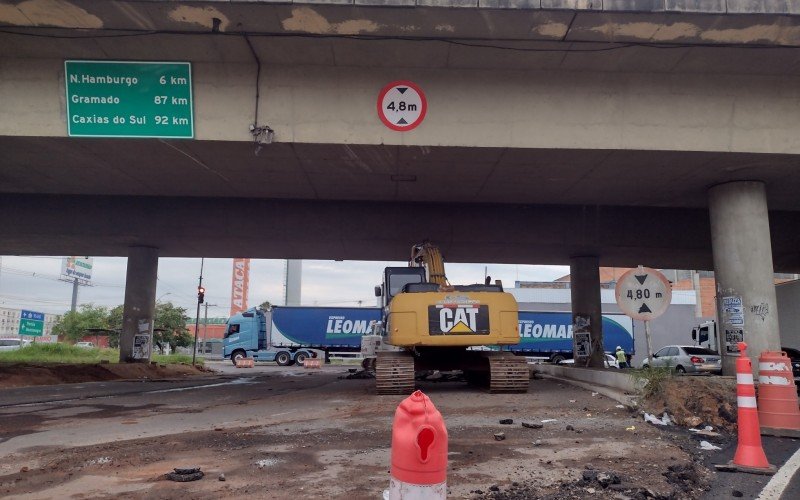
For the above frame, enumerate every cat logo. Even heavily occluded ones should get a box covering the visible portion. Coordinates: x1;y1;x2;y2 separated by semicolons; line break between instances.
428;304;490;335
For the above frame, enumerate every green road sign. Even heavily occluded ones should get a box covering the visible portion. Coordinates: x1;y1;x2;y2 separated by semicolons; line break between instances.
64;60;193;139
19;310;45;337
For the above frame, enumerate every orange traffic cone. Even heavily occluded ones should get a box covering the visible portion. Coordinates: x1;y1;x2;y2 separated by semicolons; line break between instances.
387;390;447;499
758;350;800;437
716;342;776;475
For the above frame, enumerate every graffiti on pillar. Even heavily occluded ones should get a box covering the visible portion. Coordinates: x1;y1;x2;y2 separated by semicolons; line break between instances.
750;302;769;321
722;296;744;326
573;315;591;358
574;332;591;357
724;329;743;353
133;334;150;360
133;319;152;360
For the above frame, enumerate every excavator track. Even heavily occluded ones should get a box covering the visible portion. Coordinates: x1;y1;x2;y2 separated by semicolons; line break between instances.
487;353;530;393
375;351;415;395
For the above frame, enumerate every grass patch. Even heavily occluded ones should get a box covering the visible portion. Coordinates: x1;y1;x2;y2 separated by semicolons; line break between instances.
630;365;674;398
152;353;201;365
0;344;202;365
0;343;117;364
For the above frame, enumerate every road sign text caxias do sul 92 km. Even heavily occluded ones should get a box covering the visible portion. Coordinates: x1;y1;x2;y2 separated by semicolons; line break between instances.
377;80;427;132
614;266;672;321
19;310;45;337
65;60;193;139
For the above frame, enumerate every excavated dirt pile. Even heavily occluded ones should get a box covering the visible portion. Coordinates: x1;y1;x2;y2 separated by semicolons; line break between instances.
644;376;737;432
0;362;208;388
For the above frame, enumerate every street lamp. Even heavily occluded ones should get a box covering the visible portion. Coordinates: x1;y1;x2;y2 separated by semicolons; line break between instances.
157;292;171;303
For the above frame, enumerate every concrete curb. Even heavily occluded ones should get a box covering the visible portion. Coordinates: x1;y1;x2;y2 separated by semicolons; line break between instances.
536;373;641;408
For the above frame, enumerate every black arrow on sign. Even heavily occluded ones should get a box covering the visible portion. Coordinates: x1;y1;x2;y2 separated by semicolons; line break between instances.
635;274;648;285
397;87;408;94
638;303;652;314
397;118;408;125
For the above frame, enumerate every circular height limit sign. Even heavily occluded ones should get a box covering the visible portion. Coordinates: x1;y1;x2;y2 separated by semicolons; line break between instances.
614;266;672;321
377;81;427;131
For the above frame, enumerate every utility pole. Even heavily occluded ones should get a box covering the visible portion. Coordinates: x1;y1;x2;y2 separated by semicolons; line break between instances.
70;276;79;312
192;258;205;366
202;302;217;354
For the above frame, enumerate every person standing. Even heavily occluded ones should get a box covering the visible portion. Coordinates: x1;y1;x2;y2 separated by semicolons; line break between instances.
615;346;628;368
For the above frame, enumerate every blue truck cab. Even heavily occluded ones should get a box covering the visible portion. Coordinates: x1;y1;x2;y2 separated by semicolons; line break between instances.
223;308;316;366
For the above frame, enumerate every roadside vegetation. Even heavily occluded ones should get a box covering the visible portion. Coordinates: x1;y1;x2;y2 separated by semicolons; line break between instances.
51;302;194;353
0;343;202;365
629;365;674;398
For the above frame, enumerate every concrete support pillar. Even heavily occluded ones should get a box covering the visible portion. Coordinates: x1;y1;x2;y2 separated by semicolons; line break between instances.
708;181;780;376
570;256;605;368
119;246;159;363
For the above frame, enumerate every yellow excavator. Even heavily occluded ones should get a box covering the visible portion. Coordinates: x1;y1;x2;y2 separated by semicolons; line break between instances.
371;242;528;394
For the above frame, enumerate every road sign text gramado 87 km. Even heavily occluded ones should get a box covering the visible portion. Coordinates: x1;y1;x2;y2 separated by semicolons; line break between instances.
614;267;672;321
65;61;193;139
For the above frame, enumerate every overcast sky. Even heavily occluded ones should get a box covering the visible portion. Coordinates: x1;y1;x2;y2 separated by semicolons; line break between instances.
0;256;569;318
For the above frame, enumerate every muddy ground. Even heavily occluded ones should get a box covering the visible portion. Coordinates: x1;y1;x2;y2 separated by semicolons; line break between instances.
0;366;719;499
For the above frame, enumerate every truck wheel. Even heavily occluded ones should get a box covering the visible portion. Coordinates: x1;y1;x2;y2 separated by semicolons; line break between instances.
295;352;308;365
551;354;566;364
276;351;292;366
231;350;247;366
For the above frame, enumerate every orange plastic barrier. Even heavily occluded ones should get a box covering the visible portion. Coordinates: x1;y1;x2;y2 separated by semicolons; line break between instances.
235;358;254;368
303;359;322;369
730;342;774;473
758;350;800;434
388;390;447;499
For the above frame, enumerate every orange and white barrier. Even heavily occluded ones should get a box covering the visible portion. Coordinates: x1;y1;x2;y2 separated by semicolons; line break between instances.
235;358;254;368
303;359;322;369
388;390;447;499
728;342;775;474
758;350;800;435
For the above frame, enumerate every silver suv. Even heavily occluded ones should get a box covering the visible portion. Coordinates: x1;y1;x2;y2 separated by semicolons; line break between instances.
641;345;722;374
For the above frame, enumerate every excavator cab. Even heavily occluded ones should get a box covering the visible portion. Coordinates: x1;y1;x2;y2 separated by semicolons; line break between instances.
375;267;427;308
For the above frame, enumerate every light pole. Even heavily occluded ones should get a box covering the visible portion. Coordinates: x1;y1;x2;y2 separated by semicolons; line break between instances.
157;292;172;303
192;258;204;366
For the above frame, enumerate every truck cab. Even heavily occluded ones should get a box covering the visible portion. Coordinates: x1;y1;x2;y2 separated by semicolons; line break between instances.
691;320;720;353
223;308;315;366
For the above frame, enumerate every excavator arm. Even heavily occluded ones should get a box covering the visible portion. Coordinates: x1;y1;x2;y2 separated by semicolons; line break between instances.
410;242;448;287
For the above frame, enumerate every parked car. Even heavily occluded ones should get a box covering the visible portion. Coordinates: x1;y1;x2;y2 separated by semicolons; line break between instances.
641;345;722;374
557;353;620;369
0;338;25;351
76;341;95;349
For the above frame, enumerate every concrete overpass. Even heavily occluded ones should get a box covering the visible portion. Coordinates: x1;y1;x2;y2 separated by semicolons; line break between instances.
2;0;800;368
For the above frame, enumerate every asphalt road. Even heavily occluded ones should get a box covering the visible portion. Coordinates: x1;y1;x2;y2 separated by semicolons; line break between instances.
1;362;799;499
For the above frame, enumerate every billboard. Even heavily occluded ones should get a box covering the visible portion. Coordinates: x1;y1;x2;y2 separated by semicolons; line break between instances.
230;258;250;317
61;256;93;283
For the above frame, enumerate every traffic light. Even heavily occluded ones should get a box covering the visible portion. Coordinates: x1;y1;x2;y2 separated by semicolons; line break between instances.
197;286;205;304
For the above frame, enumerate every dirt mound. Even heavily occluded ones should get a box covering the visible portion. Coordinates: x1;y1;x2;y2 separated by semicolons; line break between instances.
645;377;737;431
0;362;207;388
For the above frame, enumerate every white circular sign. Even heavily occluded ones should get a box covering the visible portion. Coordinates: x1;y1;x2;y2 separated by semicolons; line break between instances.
377;80;427;132
614;267;672;321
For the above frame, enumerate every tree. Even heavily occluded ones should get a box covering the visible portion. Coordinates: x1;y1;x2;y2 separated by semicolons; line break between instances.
258;300;272;311
153;302;192;353
52;304;109;343
107;302;190;353
106;305;124;348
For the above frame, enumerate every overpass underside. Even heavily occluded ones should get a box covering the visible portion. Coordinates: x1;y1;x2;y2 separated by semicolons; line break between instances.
1;0;800;271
